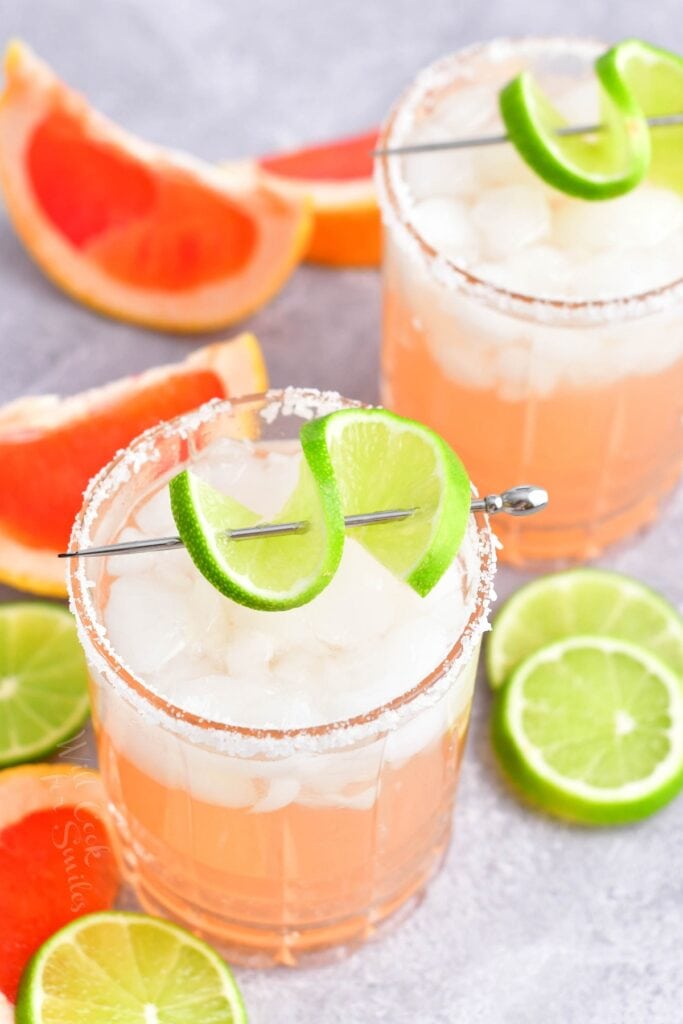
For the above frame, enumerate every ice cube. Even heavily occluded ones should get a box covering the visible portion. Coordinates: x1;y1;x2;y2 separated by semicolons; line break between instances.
401;85;500;202
433;84;499;134
305;539;406;648
224;627;276;678
401;118;476;201
193;437;251;490
472;185;551;260
105;575;188;674
553;187;683;252
402;147;476;203
252;778;301;813
150;650;216;686
185;574;231;656
653;232;683;286
476;245;572;297
270;648;322;689
569;249;675;299
163;670;282;729
226;597;314;651
194;443;301;518
470;144;539;190
152;546;195;588
385;704;446;767
134;484;175;536
106;527;156;577
556;80;599;123
301;786;377;811
393;614;453;679
410;197;479;264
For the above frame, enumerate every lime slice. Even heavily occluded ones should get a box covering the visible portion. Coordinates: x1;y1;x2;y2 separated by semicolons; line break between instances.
0;603;90;767
614;40;683;192
15;910;247;1024
492;636;683;824
170;439;344;611
486;568;683;689
498;39;683;199
302;408;471;597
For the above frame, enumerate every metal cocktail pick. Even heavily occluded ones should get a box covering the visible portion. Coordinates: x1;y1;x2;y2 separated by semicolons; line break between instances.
58;484;548;560
372;113;683;157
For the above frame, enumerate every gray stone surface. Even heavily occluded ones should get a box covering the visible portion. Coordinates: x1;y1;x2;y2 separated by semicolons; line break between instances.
2;2;682;1021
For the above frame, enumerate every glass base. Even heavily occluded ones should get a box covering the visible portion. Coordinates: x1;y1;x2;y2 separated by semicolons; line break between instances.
118;827;452;968
495;468;682;565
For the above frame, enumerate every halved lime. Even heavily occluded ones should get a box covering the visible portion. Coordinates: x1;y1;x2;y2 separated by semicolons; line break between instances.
0;603;90;767
15;910;247;1024
492;636;683;824
170;436;344;611
486;568;683;689
498;39;683;199
303;408;471;597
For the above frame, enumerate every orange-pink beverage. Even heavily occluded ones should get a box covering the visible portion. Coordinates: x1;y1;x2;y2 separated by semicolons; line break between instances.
376;38;683;564
68;390;496;965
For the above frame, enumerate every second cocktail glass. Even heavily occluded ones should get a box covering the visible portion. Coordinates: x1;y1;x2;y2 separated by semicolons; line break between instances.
377;38;683;564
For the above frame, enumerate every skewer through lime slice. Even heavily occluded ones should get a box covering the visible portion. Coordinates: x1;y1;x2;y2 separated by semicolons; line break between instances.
500;39;683;199
170;409;471;610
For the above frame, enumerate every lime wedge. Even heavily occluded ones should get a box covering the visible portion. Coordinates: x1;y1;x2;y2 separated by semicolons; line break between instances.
486;568;683;689
0;603;90;767
498;39;683;199
492;636;683;824
170;440;344;611
302;408;471;597
15;910;247;1024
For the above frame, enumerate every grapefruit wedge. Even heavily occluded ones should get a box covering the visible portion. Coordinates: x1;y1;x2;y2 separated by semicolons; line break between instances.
0;332;266;597
0;764;119;1005
0;41;312;331
229;129;381;267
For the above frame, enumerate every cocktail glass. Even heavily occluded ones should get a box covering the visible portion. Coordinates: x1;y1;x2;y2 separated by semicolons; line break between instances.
376;38;683;564
68;388;496;966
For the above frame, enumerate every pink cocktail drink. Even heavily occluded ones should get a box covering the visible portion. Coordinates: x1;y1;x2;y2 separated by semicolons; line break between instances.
377;39;683;563
68;390;495;965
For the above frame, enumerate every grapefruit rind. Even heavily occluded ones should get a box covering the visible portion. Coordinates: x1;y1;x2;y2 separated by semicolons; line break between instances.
0;41;312;331
0;763;108;832
0;332;267;597
0;764;118;1008
223;128;380;267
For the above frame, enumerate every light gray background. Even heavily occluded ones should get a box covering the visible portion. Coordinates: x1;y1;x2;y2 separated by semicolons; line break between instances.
2;2;683;1022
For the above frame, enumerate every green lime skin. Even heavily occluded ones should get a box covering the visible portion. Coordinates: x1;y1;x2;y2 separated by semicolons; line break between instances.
0;601;90;768
492;637;683;826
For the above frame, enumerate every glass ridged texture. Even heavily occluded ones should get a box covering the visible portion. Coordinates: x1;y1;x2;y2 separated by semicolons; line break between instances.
376;38;683;564
68;389;496;966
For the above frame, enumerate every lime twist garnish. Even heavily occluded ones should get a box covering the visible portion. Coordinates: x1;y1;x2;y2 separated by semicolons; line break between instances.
16;911;247;1024
0;603;90;767
500;39;683;199
170;408;471;611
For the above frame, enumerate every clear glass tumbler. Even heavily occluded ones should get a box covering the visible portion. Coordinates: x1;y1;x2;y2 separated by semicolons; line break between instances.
377;38;683;564
68;389;496;966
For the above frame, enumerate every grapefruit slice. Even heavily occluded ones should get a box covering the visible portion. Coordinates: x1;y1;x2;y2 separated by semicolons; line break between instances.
0;332;266;596
0;41;312;331
227;129;381;267
0;763;119;1004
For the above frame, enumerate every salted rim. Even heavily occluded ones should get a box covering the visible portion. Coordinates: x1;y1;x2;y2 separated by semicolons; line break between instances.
67;387;497;756
375;35;683;327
